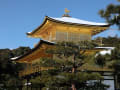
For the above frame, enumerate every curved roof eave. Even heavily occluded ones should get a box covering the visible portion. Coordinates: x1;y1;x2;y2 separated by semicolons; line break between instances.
14;39;55;62
47;16;110;27
26;16;49;35
26;16;110;36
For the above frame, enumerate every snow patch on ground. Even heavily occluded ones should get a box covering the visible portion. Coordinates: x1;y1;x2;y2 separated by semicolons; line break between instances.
95;47;115;55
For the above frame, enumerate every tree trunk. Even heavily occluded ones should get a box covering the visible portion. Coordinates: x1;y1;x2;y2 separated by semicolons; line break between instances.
72;54;76;90
72;67;75;73
72;83;76;90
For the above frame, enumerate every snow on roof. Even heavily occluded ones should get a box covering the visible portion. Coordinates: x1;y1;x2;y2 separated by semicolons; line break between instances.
27;32;32;33
52;17;108;26
95;47;115;50
27;31;33;34
11;56;20;60
27;16;109;34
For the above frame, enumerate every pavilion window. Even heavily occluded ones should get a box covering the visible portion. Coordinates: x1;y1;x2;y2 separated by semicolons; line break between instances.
68;33;90;41
68;33;80;41
56;31;91;42
79;34;91;41
56;31;67;41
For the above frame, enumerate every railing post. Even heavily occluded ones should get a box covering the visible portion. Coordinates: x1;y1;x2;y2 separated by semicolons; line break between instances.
26;78;29;90
114;73;117;90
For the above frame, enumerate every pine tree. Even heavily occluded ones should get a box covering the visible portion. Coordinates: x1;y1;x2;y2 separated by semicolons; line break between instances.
99;0;120;28
30;41;104;90
0;47;31;89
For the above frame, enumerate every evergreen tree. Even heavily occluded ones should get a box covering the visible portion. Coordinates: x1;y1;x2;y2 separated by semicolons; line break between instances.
99;0;120;28
0;47;31;89
94;36;120;47
95;54;106;68
12;46;31;57
30;41;105;90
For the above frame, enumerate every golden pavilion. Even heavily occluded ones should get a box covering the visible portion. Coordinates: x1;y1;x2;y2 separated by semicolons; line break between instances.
12;9;120;89
14;10;111;77
27;16;109;42
11;9;120;90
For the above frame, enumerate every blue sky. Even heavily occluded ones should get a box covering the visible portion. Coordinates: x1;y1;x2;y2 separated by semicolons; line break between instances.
0;0;119;49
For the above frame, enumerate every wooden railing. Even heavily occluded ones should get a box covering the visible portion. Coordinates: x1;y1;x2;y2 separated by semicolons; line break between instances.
78;67;114;72
19;65;114;77
19;65;54;77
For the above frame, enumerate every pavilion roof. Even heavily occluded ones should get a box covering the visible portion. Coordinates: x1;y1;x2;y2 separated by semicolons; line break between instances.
14;39;54;63
51;16;109;26
27;16;110;36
